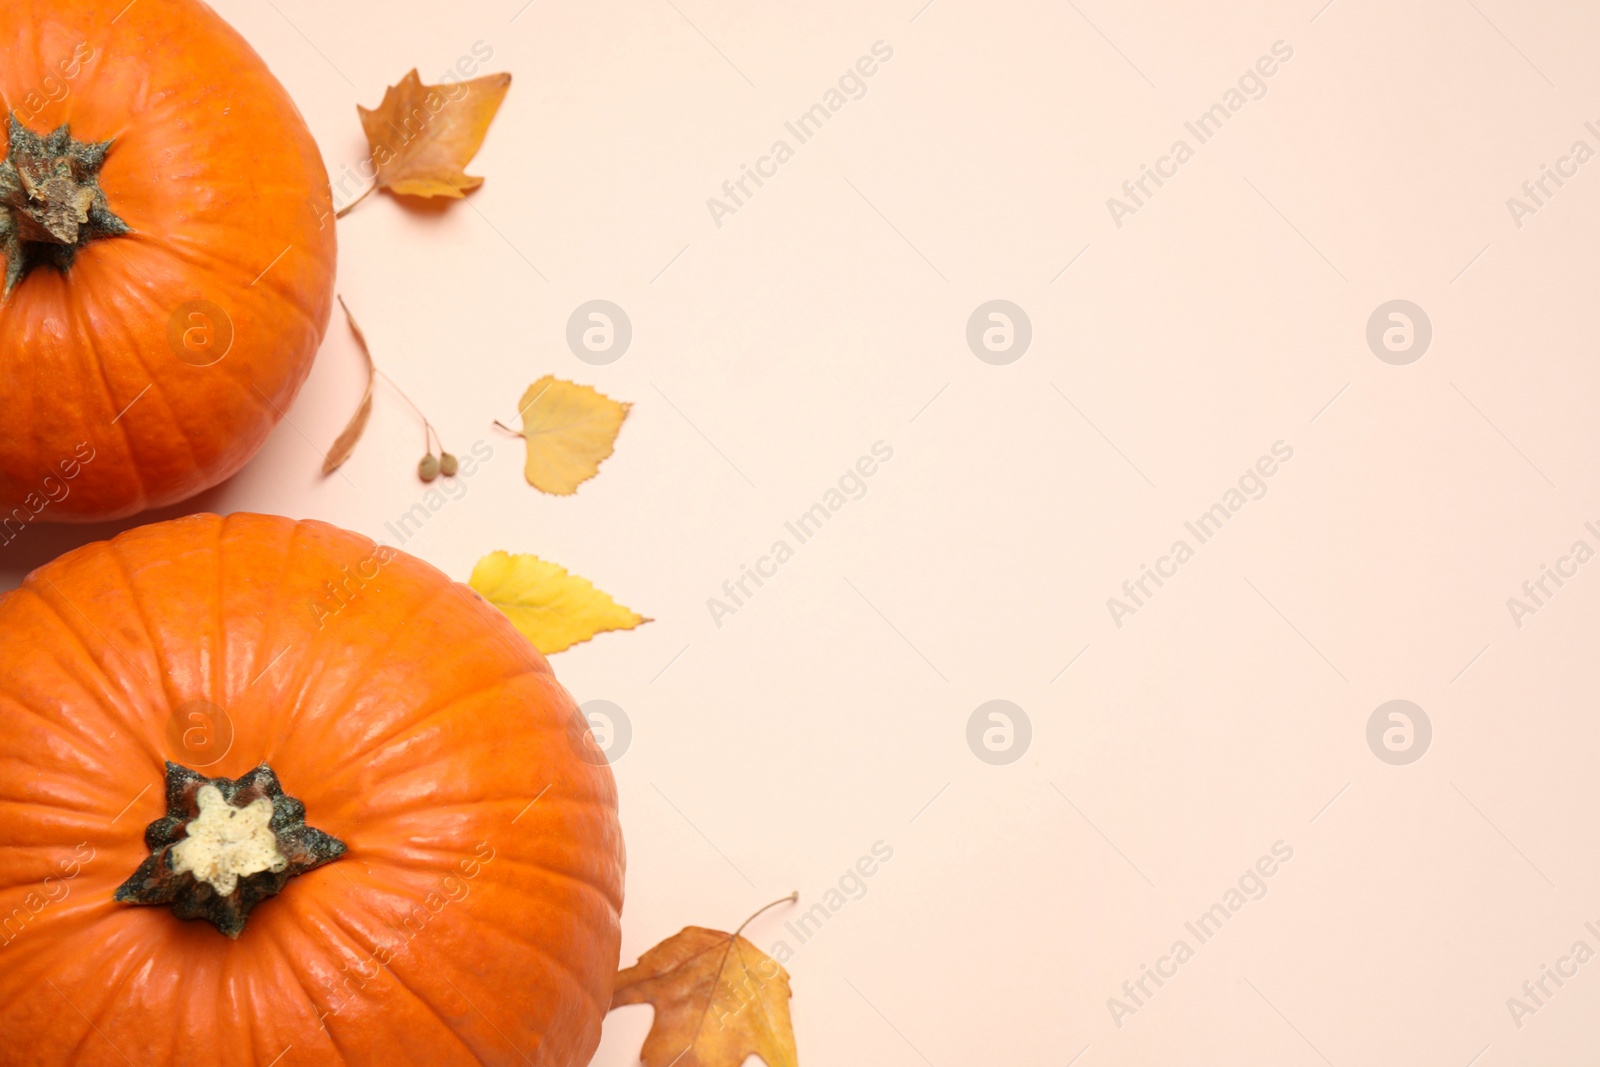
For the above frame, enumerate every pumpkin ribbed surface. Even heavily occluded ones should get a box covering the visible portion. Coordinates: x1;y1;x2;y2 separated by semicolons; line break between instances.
0;513;625;1066
0;0;337;520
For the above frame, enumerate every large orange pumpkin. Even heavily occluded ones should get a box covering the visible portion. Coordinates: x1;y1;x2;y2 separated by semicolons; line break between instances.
0;514;625;1066
0;0;337;523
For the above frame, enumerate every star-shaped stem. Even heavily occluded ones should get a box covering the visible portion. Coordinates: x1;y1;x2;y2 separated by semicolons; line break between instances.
114;762;347;939
0;113;130;297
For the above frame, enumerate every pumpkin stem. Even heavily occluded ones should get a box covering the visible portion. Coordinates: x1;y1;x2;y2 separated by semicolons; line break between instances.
0;113;130;297
113;761;346;939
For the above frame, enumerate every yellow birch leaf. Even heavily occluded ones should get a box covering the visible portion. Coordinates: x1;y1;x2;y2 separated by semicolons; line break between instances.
356;69;511;201
514;376;630;495
469;550;648;654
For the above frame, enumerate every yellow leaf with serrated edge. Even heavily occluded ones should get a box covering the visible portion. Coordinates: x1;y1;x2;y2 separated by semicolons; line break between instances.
470;551;649;654
514;376;630;494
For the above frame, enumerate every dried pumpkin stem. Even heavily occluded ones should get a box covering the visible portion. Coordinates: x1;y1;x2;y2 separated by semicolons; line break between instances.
0;114;130;296
113;761;346;939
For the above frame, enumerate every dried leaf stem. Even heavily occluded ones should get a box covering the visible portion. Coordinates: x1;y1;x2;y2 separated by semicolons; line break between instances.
733;892;799;939
334;183;376;219
323;296;452;479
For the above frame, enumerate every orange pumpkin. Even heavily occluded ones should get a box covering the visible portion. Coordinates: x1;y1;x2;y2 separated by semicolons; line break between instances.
0;0;337;523
0;514;625;1066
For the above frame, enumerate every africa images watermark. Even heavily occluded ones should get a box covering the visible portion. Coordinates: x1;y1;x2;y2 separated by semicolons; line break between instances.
379;439;495;548
0;842;96;949
714;842;896;1031
1505;120;1600;229
1105;441;1294;628
1107;840;1295;1028
706;41;895;228
313;841;499;1031
1504;919;1600;1030
1504;520;1600;629
0;442;97;546
310;440;496;628
9;41;98;126
1106;40;1295;228
707;441;895;627
770;841;895;963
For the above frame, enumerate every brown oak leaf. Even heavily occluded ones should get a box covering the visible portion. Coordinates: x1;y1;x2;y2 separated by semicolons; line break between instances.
355;69;511;201
611;897;800;1067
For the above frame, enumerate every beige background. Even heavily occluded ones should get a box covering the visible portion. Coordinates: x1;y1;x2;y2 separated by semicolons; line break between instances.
8;0;1600;1063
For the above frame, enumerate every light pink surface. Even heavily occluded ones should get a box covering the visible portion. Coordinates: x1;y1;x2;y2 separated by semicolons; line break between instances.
7;0;1600;1063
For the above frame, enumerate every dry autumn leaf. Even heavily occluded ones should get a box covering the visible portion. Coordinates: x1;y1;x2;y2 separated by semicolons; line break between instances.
612;896;800;1067
469;550;649;654
321;298;458;481
322;296;374;475
352;68;511;206
504;376;630;495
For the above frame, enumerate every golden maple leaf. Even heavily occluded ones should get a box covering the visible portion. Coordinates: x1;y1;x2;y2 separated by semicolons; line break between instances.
469;551;648;654
508;375;631;495
612;897;801;1067
356;69;511;201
